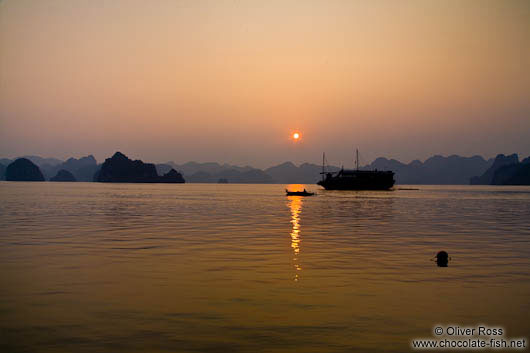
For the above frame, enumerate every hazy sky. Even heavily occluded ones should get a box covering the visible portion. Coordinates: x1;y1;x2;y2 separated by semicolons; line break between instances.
1;0;529;167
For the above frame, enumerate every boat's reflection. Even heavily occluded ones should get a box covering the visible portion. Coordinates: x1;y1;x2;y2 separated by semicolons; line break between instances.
287;186;304;282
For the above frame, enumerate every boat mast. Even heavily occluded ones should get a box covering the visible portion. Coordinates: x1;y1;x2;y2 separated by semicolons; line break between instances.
356;149;359;170
322;152;325;180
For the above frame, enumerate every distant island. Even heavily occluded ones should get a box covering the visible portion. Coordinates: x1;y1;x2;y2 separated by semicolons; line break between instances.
50;169;76;182
470;154;530;185
95;152;185;183
4;158;45;181
1;152;529;185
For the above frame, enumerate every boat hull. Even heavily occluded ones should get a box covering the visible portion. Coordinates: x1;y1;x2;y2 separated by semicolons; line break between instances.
286;192;314;196
317;170;395;190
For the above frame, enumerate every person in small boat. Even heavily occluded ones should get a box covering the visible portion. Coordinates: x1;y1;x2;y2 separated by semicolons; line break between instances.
435;251;449;267
286;189;313;195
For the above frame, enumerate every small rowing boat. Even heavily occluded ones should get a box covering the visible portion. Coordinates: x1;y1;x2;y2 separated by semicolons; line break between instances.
285;189;314;196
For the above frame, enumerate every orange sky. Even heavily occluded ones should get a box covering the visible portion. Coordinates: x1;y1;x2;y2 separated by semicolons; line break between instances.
1;0;529;167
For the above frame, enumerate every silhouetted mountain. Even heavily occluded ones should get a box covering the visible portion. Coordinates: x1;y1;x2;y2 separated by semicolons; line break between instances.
369;155;493;184
265;162;298;182
165;161;255;177
179;161;229;175
266;155;492;185
5;158;45;181
187;168;273;183
299;163;334;183
215;169;272;183
368;158;414;184
1;152;521;184
1;155;97;180
96;152;159;182
0;163;6;180
187;171;212;183
368;157;421;184
1;156;63;179
0;157;60;180
38;164;54;180
470;154;519;185
36;155;98;181
95;152;185;183
159;169;185;183
155;163;173;176
57;155;99;181
159;161;268;183
61;155;96;169
50;169;77;182
265;162;340;184
20;155;63;167
490;156;530;185
421;155;491;184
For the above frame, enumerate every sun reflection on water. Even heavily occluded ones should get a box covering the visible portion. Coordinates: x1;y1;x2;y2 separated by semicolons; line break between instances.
288;190;304;281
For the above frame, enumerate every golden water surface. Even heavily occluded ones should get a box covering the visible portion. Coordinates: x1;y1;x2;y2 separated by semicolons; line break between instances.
1;183;529;352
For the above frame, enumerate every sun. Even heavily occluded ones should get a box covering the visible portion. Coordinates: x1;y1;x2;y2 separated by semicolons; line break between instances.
292;132;301;140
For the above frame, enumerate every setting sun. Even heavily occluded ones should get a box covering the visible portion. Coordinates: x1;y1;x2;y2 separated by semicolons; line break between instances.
292;132;301;140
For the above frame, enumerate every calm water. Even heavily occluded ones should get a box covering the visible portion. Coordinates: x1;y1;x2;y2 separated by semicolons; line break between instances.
1;182;529;352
